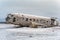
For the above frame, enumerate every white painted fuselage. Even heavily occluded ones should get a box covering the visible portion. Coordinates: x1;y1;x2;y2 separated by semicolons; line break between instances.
6;13;59;28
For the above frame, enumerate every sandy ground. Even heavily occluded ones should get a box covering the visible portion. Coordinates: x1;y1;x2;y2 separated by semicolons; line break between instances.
0;24;60;40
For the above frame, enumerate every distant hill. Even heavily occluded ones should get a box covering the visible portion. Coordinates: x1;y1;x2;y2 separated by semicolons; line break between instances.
0;18;5;22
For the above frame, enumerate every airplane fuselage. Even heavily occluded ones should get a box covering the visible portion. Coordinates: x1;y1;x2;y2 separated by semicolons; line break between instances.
6;13;59;28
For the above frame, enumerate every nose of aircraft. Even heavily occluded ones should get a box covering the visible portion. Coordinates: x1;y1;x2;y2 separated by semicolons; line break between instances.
6;16;10;21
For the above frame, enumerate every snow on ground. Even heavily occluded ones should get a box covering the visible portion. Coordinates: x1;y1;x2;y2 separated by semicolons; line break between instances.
0;24;18;29
0;24;60;40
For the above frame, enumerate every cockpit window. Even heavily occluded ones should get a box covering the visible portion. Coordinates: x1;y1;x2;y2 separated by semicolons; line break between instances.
13;17;16;22
8;14;13;17
6;17;11;21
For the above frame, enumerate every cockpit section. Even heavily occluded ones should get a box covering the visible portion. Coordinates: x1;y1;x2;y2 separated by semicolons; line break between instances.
6;14;14;22
6;16;11;21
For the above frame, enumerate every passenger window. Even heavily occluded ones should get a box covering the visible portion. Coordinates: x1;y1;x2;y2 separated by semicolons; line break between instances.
33;19;35;21
13;17;16;22
22;18;24;20
47;21;48;22
26;18;28;21
37;19;39;22
30;19;32;21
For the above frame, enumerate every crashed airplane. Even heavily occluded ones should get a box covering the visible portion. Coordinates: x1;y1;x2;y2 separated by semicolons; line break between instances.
5;13;59;28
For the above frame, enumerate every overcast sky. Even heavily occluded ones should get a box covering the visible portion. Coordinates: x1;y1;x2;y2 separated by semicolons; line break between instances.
0;0;60;20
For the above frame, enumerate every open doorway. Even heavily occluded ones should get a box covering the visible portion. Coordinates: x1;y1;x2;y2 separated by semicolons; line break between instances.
51;19;55;26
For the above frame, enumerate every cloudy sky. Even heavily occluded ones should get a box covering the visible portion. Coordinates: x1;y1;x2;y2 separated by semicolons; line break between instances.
0;0;60;20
